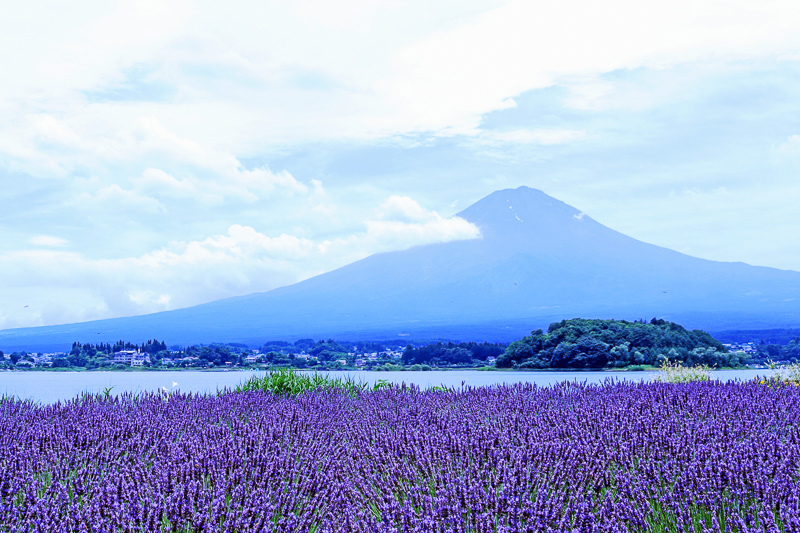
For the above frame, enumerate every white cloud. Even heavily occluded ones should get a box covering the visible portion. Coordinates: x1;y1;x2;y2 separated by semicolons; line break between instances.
375;0;800;135
29;235;69;247
119;117;308;199
349;196;482;253
74;184;166;215
142;225;317;267
0;195;480;329
137;198;480;277
30;114;83;149
2;2;799;159
138;167;206;200
363;217;480;249
776;134;800;156
3;0;799;152
483;129;587;145
127;289;171;308
134;164;303;206
375;195;439;223
4;113;309;224
0;1;188;102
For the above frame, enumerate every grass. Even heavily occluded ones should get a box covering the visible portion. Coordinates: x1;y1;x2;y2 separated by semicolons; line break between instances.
653;359;712;383
768;359;800;381
757;360;800;388
233;368;391;397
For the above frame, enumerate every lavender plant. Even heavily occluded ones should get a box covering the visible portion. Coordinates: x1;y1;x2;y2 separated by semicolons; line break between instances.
1;381;799;532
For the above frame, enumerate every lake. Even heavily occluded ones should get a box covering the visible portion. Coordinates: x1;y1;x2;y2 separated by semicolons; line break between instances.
0;368;773;404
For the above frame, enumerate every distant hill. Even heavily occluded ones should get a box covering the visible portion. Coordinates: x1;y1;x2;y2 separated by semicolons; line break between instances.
712;329;800;345
497;318;739;369
2;186;800;351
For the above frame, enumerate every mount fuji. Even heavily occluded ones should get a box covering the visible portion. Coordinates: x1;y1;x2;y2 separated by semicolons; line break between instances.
3;186;800;351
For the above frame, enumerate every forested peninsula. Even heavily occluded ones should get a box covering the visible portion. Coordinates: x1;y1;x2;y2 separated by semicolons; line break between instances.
496;318;742;369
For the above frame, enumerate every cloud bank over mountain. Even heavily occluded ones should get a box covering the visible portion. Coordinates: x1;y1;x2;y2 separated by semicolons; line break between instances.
0;195;478;329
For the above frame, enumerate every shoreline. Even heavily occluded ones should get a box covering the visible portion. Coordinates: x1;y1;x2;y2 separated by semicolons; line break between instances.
0;365;753;373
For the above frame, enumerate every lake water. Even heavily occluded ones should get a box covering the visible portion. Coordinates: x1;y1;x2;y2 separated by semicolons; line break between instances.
0;369;773;405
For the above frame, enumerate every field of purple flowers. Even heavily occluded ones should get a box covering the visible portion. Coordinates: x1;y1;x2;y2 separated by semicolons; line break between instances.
1;380;799;532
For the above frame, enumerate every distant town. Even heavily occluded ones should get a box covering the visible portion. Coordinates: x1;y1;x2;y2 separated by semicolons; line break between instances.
0;338;505;371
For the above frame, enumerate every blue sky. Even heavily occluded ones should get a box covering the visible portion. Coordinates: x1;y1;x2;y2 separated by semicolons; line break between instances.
2;0;800;329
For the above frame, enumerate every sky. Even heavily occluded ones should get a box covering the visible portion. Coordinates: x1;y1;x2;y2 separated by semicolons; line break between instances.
2;0;800;330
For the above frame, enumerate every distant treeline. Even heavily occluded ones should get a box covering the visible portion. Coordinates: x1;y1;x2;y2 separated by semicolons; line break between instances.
13;322;800;371
259;339;403;355
256;339;507;369
4;339;177;369
70;339;168;356
497;318;742;369
402;342;506;366
714;329;800;346
747;339;800;364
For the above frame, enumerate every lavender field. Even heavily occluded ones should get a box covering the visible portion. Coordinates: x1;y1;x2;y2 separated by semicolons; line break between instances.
1;380;799;532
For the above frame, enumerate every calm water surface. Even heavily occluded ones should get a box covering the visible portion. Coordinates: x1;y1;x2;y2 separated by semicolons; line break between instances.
0;369;772;405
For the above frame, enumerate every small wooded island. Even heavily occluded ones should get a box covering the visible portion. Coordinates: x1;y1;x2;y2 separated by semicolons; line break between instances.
497;318;742;369
3;317;795;371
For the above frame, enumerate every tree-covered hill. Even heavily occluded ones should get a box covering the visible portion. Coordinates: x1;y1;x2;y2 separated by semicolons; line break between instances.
496;318;744;369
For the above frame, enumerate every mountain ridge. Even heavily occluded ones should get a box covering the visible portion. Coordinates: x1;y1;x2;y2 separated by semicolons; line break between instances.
2;186;799;351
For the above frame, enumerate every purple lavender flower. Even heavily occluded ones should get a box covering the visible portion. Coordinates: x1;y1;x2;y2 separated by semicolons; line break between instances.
0;381;798;532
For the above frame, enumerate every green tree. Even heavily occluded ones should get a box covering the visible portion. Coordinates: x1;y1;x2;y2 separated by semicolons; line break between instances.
497;318;734;369
51;357;71;368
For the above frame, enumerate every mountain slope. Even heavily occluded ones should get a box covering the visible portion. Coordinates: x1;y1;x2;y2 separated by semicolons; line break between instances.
3;187;800;350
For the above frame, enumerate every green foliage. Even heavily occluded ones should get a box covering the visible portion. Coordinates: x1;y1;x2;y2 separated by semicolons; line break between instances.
749;337;800;363
309;340;348;361
234;368;390;397
402;341;505;367
497;318;734;369
373;363;403;371
293;338;315;352
260;340;292;354
185;344;238;366
63;339;171;368
50;357;71;368
356;341;386;353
